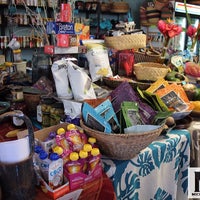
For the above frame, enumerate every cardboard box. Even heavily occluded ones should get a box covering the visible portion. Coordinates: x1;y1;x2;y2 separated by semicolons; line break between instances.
36;171;70;199
64;163;102;191
46;22;90;37
17;123;102;199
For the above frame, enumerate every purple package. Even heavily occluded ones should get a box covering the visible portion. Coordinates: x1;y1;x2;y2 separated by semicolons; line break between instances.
110;81;157;124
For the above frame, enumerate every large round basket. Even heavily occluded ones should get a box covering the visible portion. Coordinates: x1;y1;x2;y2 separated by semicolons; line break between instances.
104;34;146;51
80;120;165;160
134;62;170;82
102;77;151;90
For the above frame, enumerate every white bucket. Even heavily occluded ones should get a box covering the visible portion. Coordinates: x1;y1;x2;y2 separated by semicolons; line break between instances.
0;136;30;164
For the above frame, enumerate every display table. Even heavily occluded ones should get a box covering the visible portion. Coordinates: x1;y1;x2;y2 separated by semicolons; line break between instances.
102;129;190;200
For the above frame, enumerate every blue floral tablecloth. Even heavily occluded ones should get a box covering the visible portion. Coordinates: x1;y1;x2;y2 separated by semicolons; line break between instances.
102;130;190;200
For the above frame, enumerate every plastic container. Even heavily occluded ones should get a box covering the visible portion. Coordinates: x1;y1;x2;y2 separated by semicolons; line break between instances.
65;152;82;174
79;150;88;173
88;148;101;173
0;111;36;200
48;153;63;189
39;151;51;182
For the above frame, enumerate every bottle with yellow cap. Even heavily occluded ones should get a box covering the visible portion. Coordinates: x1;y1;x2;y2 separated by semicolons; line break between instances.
79;150;88;173
64;152;82;174
52;145;71;164
88;147;101;173
88;137;97;147
56;128;70;150
83;143;92;154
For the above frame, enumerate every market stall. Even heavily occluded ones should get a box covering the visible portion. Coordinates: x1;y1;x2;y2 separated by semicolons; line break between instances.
1;0;200;200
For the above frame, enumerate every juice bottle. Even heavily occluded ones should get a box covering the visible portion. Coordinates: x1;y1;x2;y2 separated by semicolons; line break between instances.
79;150;88;173
33;145;44;170
88;148;101;173
88;137;97;147
39;151;51;182
48;153;63;189
52;145;71;164
83;143;92;155
64;152;82;174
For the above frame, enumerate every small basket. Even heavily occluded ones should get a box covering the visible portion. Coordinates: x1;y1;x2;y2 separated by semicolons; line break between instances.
104;34;146;51
80;119;164;160
110;2;129;13
134;62;169;82
134;51;161;63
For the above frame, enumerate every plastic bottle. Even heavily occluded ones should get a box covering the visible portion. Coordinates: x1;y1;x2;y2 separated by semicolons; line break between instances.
48;153;63;189
88;137;97;147
83;143;92;155
52;145;71;164
56;128;70;150
88;148;101;173
33;145;44;169
79;150;88;173
64;152;82;174
39;151;51;182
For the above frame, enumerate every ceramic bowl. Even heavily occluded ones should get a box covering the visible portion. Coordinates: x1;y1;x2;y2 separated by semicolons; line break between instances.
0;101;10;115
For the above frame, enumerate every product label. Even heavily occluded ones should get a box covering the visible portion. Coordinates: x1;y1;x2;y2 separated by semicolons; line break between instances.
49;158;63;189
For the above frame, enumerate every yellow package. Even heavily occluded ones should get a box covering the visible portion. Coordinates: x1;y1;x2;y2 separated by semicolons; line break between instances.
146;78;169;93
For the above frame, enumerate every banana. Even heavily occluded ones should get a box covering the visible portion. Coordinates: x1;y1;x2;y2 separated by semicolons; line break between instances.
5;129;22;138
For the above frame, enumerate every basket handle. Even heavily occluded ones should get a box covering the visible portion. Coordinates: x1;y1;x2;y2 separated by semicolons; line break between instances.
0;111;35;155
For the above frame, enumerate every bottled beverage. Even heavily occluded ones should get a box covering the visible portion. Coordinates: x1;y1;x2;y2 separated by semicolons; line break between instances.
88;148;101;173
64;152;82;174
48;153;63;189
83;143;92;155
33;145;44;170
79;150;88;173
88;137;97;147
39;151;51;182
52;145;71;164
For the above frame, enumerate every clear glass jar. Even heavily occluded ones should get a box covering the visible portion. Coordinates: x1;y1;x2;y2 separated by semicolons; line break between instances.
37;96;55;127
50;102;64;126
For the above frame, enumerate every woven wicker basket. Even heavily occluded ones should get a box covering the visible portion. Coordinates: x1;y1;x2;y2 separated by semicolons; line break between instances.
134;51;161;63
134;62;169;82
102;77;151;90
104;34;146;51
110;2;129;13
80;119;164;160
